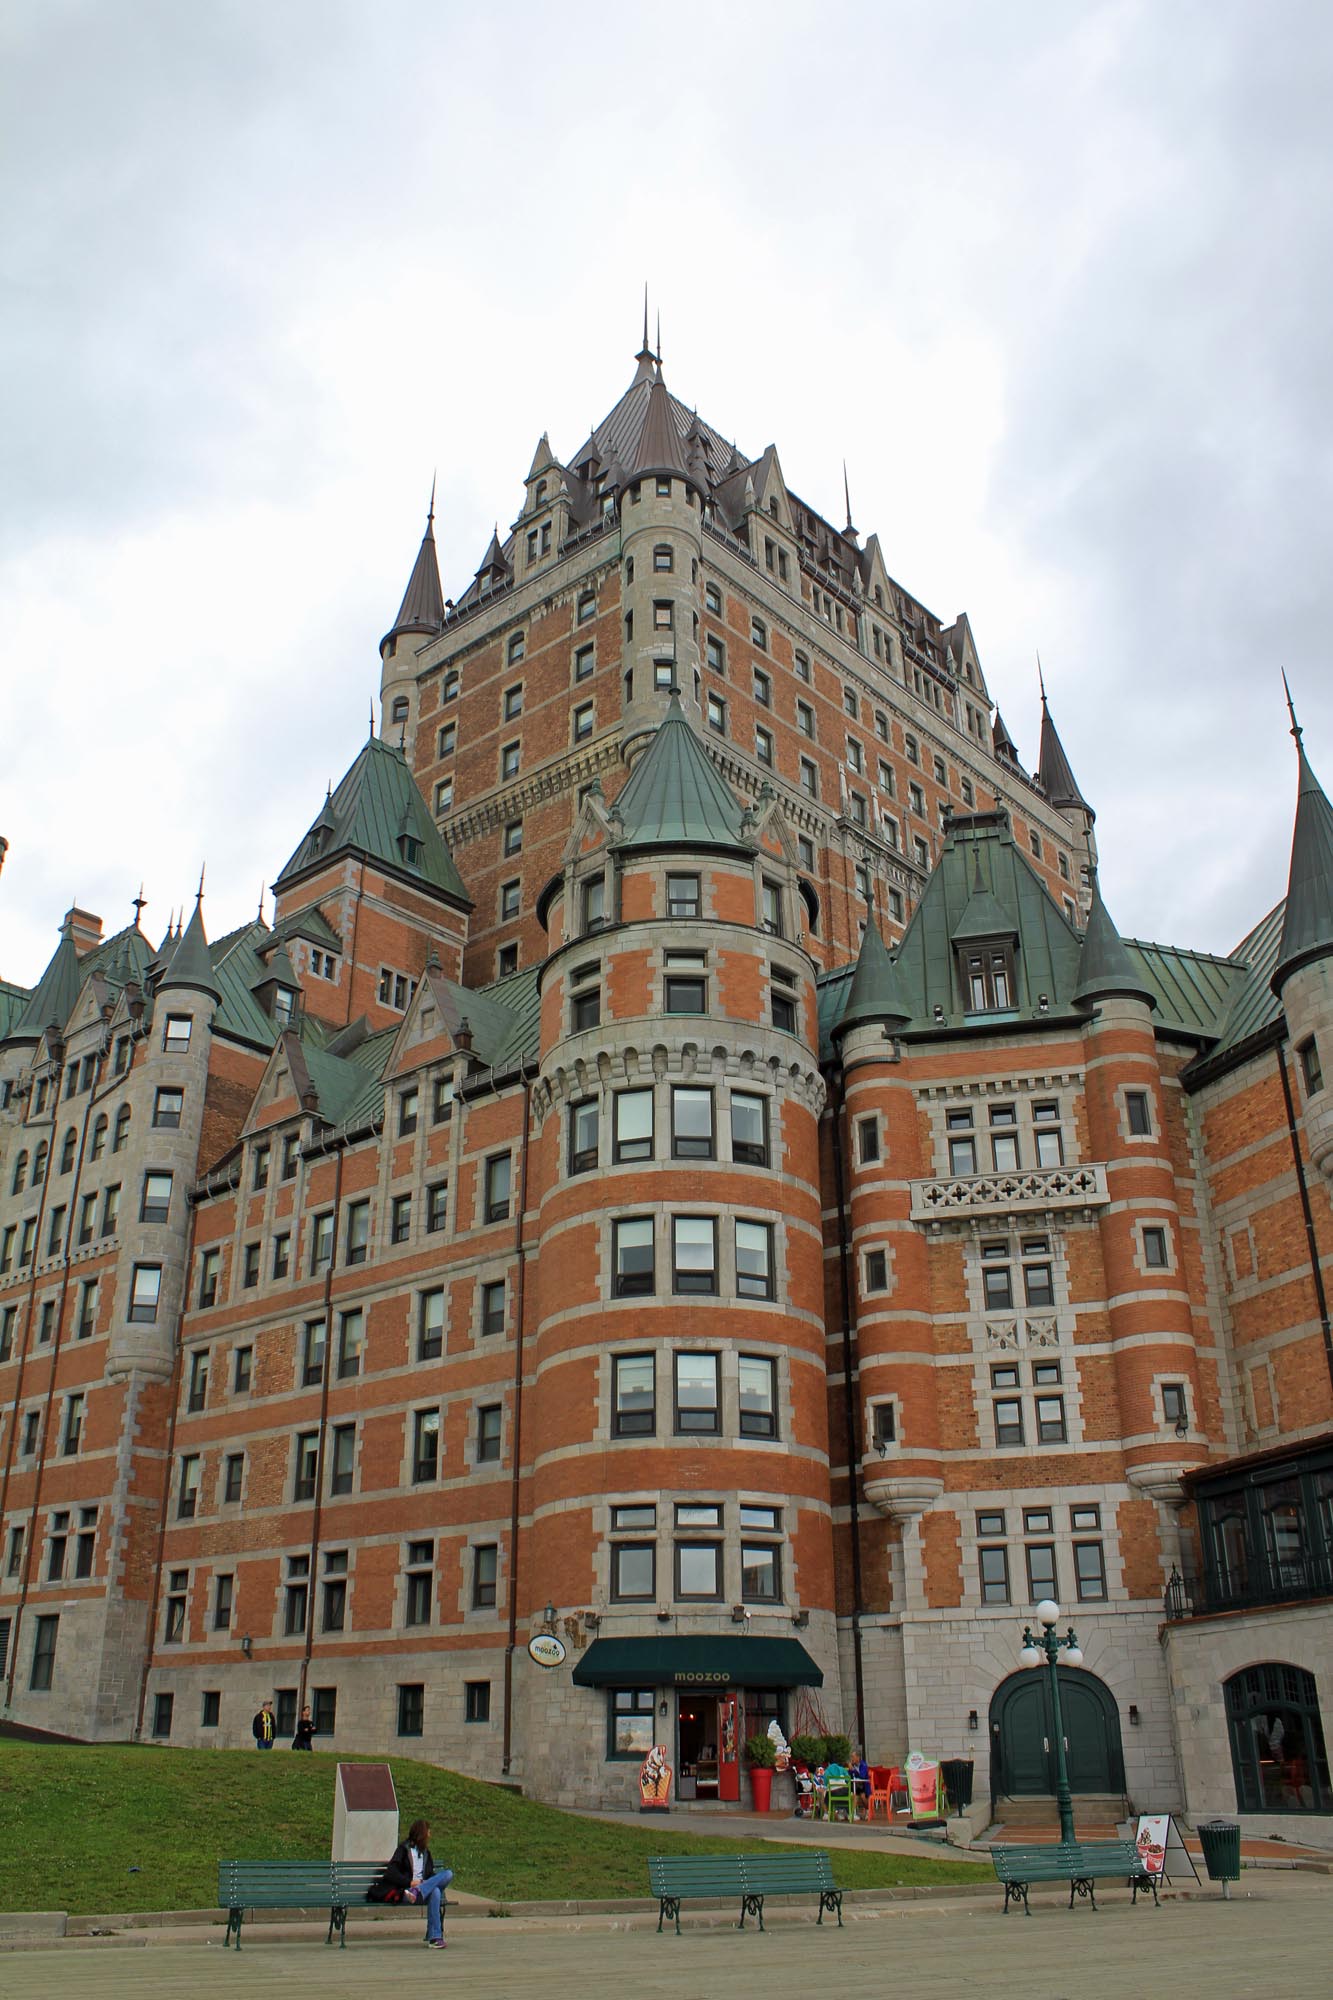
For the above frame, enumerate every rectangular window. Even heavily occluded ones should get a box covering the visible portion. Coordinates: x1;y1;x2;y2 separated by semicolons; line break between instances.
797;699;815;739
397;1684;424;1737
738;1354;777;1436
674;1351;720;1433
705;633;726;674
186;1349;209;1413
1025;1544;1058;1602
152;1087;183;1129
613;1089;653;1162
462;1680;491;1724
426;1180;449;1233
1126;1090;1153;1135
672;1215;717;1294
310;1688;336;1737
151;1691;173;1736
676;1540;721;1599
979;1546;1010;1604
1298;1036;1323;1095
398;1085;419;1136
472;1544;498;1609
666;871;700;918
857;1116;880;1164
612;1352;655;1436
799;756;818;799
418;1288;444;1368
485;1153;512;1223
503;818;523;856
1162;1381;1188;1428
706;691;726;735
1034;1124;1064;1168
1074;1542;1108;1601
337;1309;364;1378
302;1318;327;1386
481;1279;506;1337
1142;1226;1169;1269
140;1171;173;1223
613;1216;655;1296
872;1403;896;1447
391;1194;412;1244
477;1403;502;1463
271;1230;290;1279
197;1247;220;1308
345;1200;370;1265
242;1242;260;1288
413;1409;440;1483
611;1541;655;1601
201;1690;221;1728
293;1433;319;1502
405;1542;434;1626
568;1098;599;1174
223;1453;244;1504
993;1398;1024;1448
329;1422;355;1495
735;1220;774;1300
771;986;797;1033
671;1087;714;1160
755;724;774;767
612;1503;656;1531
1035;1396;1066;1443
730;1091;769;1166
129;1263;162;1322
233;1345;252;1393
212;1573;234;1631
864;1248;888;1292
741;1542;781;1602
177;1455;200;1519
574;643;595;682
310;1212;333;1274
433;1071;455;1122
76;1280;96;1339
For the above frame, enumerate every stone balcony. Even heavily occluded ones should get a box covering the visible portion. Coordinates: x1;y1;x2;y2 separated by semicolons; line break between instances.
909;1161;1109;1226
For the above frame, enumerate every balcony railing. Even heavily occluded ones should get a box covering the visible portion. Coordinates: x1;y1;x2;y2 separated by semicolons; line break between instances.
910;1162;1108;1224
1165;1552;1333;1621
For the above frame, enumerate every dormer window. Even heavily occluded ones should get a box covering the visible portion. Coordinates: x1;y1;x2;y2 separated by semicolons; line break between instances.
535;479;548;506
272;987;297;1025
398;832;423;867
960;947;1015;1012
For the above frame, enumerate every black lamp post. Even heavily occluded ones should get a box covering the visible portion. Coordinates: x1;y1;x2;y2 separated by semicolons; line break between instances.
1019;1598;1083;1847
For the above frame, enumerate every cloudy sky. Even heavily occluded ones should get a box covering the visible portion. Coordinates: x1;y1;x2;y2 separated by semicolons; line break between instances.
3;0;1330;986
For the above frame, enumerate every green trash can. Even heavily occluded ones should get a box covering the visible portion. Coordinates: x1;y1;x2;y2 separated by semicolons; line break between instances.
1197;1819;1241;1897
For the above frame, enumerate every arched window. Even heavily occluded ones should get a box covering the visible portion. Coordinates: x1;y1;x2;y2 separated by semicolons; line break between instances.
113;1104;132;1154
60;1128;77;1174
90;1114;108;1162
11;1150;27;1195
32;1141;48;1180
1225;1663;1332;1813
535;480;547;506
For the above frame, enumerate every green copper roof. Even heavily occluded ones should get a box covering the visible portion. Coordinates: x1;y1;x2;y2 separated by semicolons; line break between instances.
162;903;221;1001
1205;900;1285;1060
612;700;750;853
833;919;911;1038
951;853;1019;942
253;939;300;992
1123;936;1241;1042
890;813;1083;1029
268;906;343;954
10;926;83;1041
0;978;30;1041
276;735;470;906
1273;737;1333;993
1073;876;1157;1011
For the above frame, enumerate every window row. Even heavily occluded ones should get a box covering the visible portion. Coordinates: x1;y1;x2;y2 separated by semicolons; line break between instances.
566;953;800;1034
610;1215;777;1301
147;1679;493;1743
568;1085;772;1174
945;1100;1066;1176
611;1350;779;1438
976;1505;1108;1606
164;1538;502;1642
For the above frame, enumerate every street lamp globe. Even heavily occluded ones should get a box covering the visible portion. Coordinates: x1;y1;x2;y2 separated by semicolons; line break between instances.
1036;1598;1061;1628
1019;1644;1043;1668
1064;1646;1084;1667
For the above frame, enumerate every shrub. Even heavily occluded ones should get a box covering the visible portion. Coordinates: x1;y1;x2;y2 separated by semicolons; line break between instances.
788;1734;826;1768
744;1733;778;1767
823;1734;853;1766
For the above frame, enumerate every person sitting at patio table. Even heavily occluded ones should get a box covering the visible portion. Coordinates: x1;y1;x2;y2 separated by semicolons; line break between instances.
850;1753;871;1819
823;1759;853;1821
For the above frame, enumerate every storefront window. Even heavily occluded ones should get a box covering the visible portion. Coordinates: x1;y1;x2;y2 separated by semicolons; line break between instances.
608;1687;656;1759
1225;1663;1332;1813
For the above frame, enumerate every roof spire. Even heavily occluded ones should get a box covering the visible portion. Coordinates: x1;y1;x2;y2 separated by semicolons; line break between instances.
1037;649;1047;704
381;490;446;654
1282;666;1302;746
131;884;147;928
257;882;266;925
428;470;436;525
633;284;657;385
1073;869;1156;1012
656;309;662;366
1036;670;1092;816
843;461;856;536
196;863;206;908
1273;698;1333;995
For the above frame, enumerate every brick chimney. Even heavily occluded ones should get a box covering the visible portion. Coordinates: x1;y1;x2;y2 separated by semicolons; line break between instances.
65;906;103;955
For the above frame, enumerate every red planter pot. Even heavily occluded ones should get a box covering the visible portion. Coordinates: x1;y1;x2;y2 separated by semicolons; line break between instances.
750;1767;774;1813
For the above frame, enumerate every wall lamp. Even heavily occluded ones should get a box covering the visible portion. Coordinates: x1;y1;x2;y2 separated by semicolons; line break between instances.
1128;1705;1140;1727
792;1608;810;1630
657;1607;671;1622
543;1602;557;1629
241;1634;252;1659
731;1604;749;1624
967;1709;979;1732
1174;1416;1189;1438
659;1699;669;1717
584;1609;600;1629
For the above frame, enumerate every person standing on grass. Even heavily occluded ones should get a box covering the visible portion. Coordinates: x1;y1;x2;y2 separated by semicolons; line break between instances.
251;1698;276;1750
369;1818;453;1949
291;1704;315;1751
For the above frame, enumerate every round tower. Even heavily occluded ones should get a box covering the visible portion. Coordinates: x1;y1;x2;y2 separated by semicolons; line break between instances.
378;491;445;753
1271;715;1333;1181
521;707;832;1805
617;373;706;760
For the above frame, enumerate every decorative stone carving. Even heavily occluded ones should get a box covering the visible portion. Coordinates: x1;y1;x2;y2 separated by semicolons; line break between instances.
911;1162;1108;1224
862;1474;943;1521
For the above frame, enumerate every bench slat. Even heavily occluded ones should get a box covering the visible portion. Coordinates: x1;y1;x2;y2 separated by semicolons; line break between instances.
649;1852;842;1935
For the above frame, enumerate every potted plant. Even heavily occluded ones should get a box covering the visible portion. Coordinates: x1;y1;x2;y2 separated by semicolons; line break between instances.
744;1732;778;1812
789;1733;826;1770
824;1733;853;1767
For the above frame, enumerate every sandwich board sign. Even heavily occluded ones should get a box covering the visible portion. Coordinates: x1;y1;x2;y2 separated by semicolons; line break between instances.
1132;1812;1200;1884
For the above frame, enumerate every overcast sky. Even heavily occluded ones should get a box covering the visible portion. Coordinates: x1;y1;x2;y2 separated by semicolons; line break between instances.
3;0;1330;986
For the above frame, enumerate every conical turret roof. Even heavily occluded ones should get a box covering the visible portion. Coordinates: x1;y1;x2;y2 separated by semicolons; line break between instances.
612;699;750;854
276;736;470;906
1273;729;1333;993
163;901;221;1001
632;376;692;482
833;919;911;1039
1038;695;1091;815
1073;874;1156;1011
382;497;445;651
9;924;83;1042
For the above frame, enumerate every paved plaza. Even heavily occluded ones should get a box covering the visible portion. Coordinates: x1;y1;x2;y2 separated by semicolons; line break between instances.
2;1876;1329;2000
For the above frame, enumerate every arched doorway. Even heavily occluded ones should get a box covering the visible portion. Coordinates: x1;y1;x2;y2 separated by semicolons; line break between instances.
1225;1663;1332;1813
990;1667;1125;1802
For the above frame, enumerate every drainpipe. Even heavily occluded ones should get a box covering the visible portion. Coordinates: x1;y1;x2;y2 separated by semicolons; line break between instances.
501;1070;534;1778
828;1061;868;1754
1276;1042;1333;1395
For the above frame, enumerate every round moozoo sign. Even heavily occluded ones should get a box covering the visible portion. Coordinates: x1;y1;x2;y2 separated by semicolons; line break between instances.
527;1632;567;1668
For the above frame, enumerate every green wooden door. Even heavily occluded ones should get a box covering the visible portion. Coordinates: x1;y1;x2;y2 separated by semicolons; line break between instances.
991;1669;1124;1798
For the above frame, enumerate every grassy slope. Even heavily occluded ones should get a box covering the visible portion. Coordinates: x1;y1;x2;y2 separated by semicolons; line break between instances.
0;1743;984;1913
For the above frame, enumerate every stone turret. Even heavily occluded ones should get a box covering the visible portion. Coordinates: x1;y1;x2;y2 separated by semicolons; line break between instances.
1272;706;1333;1179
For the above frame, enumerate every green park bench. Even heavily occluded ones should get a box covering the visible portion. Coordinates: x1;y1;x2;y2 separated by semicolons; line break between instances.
217;1858;395;1948
990;1839;1159;1916
649;1851;844;1934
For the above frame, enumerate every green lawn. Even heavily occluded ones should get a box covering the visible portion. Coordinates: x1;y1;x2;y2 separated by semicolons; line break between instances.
0;1742;984;1913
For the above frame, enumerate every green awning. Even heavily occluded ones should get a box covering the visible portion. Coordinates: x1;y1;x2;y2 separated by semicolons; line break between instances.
571;1636;822;1689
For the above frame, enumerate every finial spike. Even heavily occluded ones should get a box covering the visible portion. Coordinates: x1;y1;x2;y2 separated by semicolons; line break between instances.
1037;649;1047;703
369;701;375;740
843;460;854;533
132;884;147;925
656;309;662;364
257;882;266;925
643;283;649;353
1282;668;1303;746
428;471;436;525
196;864;206;908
